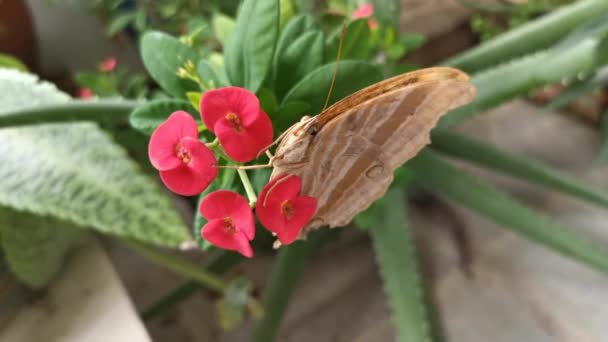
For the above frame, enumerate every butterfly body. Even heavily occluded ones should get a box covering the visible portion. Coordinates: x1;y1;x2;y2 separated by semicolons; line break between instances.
270;67;476;235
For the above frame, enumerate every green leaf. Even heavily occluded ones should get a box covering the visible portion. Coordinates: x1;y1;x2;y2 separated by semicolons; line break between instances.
107;11;137;36
198;59;226;88
140;31;200;98
430;130;608;208
0;54;27;71
439;20;608;127
545;64;608;111
369;0;400;28
368;189;433;342
274;30;324;100
129;99;200;135
212;12;236;45
0;69;190;247
325;19;372;62
279;0;296;30
193;168;239;250
0;207;84;288
443;0;608;73
257;88;280;115
410;150;608;274
224;0;280;92
275;14;316;60
280;60;383;129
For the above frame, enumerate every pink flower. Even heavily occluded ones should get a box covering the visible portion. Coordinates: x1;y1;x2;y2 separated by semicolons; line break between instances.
148;111;217;196
79;88;93;99
199;87;273;163
199;190;255;257
256;174;317;245
352;3;378;29
98;57;117;72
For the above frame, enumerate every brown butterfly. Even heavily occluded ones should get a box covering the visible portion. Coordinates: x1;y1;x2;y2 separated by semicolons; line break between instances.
268;66;476;236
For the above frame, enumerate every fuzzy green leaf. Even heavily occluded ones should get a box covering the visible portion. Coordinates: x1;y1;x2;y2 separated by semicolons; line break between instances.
224;0;280;93
0;69;190;247
430;130;608;208
0;207;84;288
369;189;433;342
129;99;199;135
140;31;199;98
411;150;608;273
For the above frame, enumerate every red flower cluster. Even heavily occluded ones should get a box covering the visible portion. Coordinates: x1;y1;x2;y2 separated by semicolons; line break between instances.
148;87;316;257
352;3;378;30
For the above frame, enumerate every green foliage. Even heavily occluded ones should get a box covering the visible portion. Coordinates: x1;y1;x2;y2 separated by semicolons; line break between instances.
0;69;190;247
369;189;433;342
279;61;383;129
440;17;608;127
411;151;608;273
431;130;608;208
0;207;84;288
544;65;608;111
445;0;608;73
0;54;27;71
596;110;608;165
198;59;227;89
325;19;373;61
225;0;280;93
141;31;200;98
129;99;200;136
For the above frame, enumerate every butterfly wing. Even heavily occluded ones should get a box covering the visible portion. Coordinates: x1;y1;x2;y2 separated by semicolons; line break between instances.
273;70;476;233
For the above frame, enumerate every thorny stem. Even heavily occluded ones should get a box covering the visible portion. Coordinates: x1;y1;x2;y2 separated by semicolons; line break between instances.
238;168;258;206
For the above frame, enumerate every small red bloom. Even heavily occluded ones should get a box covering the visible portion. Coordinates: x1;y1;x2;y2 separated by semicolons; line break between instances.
199;87;273;163
79;88;93;99
256;175;317;245
148;111;217;196
199;190;255;257
99;57;117;72
352;3;378;30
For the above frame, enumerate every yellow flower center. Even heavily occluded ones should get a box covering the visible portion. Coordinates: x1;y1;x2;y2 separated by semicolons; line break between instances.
225;112;243;132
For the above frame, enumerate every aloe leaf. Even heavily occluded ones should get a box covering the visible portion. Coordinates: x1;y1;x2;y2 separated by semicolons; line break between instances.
430;130;608;208
443;0;608;73
545;65;608;111
411;150;608;273
369;189;434;342
439;17;608;127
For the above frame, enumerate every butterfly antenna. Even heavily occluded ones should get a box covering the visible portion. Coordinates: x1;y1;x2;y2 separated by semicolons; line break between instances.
321;20;347;112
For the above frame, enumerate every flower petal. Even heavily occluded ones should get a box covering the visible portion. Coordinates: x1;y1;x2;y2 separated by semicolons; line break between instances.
352;3;374;18
255;201;283;235
264;175;302;206
277;196;317;245
199;190;255;240
148;111;198;171
200;87;261;133
201;219;253;258
214;113;273;163
159;138;217;196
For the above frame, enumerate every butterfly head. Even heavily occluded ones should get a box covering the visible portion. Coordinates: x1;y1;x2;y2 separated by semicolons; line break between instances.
273;116;319;166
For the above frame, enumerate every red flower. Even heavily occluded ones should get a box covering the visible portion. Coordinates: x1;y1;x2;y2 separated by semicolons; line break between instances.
200;87;273;163
148;111;217;196
199;190;255;257
256;174;317;245
79;88;93;99
351;3;378;30
99;57;117;72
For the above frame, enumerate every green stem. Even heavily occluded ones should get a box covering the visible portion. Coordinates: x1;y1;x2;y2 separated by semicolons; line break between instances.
141;250;243;321
237;168;257;205
123;239;225;293
251;231;327;342
0;100;141;128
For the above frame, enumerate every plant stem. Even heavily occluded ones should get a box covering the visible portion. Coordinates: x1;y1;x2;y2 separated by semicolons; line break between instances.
237;168;258;205
122;239;225;293
0;100;141;128
141;250;242;321
251;231;327;342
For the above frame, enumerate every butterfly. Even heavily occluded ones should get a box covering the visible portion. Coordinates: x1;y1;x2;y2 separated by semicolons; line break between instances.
268;66;476;236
